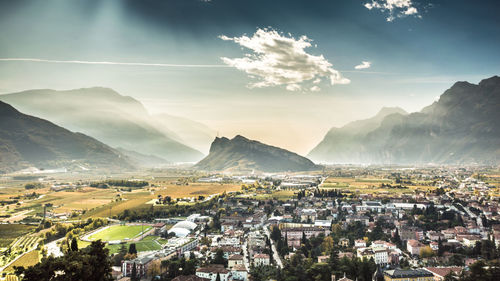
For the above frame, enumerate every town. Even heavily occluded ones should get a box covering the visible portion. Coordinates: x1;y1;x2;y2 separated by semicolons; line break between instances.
1;166;499;281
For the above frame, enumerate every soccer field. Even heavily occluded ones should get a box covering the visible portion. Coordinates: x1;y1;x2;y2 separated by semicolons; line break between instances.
88;225;152;241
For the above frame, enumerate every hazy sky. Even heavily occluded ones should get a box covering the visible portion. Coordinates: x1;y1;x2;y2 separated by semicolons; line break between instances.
0;0;499;154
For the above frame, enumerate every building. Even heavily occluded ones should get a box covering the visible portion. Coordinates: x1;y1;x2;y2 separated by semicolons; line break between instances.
339;238;350;247
196;265;230;281
383;269;434;281
373;248;389;265
355;239;367;248
168;220;198;237
228;254;244;269
357;248;375;261
299;209;318;222
407;239;424;256
122;257;153;278
424;267;463;281
253;253;270;266
172;275;210;281
231;264;248;281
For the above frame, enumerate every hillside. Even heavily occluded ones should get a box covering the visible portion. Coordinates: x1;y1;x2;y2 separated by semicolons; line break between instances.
308;107;407;163
0;101;133;173
195;135;320;172
308;76;500;164
0;88;204;162
152;113;216;154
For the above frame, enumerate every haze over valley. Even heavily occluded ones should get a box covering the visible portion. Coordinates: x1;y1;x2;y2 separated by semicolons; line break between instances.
0;1;499;281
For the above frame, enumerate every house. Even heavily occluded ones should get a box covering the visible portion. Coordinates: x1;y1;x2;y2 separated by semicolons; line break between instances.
121;256;153;278
407;239;424;256
253;253;270;266
336;273;353;281
172;275;210;281
339;238;349;247
228;254;244;269
357;248;374;260
383;269;434;281
299;209;317;222
317;255;329;263
231;264;248;281
196;264;230;281
373;248;389;265
355;239;367;248
153;222;166;235
424;267;463;281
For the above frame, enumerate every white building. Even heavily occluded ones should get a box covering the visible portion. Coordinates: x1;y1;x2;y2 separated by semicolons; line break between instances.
253;253;270;266
196;264;230;281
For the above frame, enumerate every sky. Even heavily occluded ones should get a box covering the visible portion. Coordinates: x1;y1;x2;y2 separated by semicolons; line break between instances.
0;0;499;155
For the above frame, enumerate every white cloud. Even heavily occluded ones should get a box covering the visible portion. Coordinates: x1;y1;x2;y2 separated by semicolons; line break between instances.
0;58;228;68
364;0;420;21
286;84;302;91
354;61;371;70
220;28;350;91
310;86;321;92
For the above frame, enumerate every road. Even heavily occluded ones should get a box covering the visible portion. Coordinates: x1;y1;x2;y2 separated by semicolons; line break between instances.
263;224;283;269
242;240;250;270
45;238;64;257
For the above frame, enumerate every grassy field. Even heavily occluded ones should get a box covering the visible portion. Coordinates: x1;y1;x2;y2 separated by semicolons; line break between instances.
84;183;241;218
3;250;40;272
321;177;436;195
88;225;152;241
0;224;36;248
153;183;241;198
106;239;162;254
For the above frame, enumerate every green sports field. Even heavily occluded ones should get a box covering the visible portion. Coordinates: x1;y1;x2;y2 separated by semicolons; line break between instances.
88;225;152;241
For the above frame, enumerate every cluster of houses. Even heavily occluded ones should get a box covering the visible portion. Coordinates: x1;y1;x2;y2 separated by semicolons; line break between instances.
115;167;499;281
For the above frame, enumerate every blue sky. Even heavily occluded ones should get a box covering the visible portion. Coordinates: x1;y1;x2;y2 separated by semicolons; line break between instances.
0;0;499;154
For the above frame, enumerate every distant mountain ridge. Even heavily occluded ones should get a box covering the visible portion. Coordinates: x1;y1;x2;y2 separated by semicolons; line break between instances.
308;107;407;163
0;87;206;162
308;76;500;164
0;101;133;173
195;135;320;172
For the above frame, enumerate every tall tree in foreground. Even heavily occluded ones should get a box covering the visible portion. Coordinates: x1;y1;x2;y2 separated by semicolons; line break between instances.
15;240;113;281
70;237;78;252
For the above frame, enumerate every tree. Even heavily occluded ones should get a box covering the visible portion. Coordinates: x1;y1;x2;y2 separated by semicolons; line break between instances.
70;237;78;252
129;243;137;255
131;262;138;281
215;273;221;281
213;248;226;266
420;246;434;258
16;240;113;281
271;226;282;242
322;236;334;254
112;244;128;266
306;262;331;281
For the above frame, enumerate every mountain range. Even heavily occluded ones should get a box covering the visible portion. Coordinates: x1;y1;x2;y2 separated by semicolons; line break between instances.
309;76;500;164
0;101;133;173
195;135;320;172
0;87;211;162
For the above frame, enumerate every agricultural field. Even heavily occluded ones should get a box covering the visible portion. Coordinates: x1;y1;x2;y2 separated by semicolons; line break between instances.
0;224;36;248
84;183;241;218
320;177;436;195
153;183;241;199
87;224;152;241
3;250;40;272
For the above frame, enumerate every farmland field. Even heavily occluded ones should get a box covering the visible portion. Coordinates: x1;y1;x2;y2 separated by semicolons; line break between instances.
3;250;40;272
84;183;241;218
321;177;436;195
88;225;152;241
153;183;241;198
0;224;36;248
